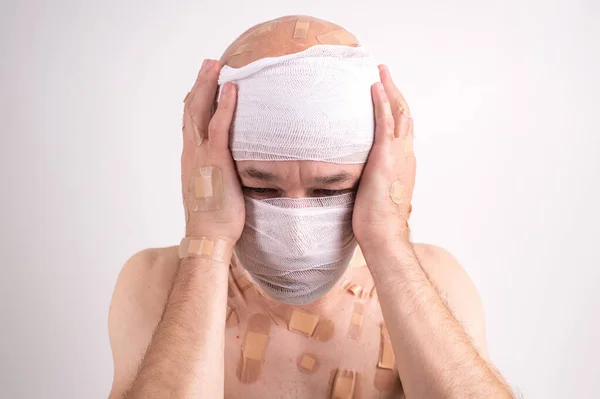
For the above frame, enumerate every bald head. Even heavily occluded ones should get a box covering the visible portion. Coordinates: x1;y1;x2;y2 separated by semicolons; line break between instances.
219;15;359;68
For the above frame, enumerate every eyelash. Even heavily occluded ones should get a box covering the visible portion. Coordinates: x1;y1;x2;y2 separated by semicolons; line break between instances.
244;187;276;194
314;189;345;196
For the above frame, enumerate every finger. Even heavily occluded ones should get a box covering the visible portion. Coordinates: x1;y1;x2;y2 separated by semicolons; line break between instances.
372;82;395;147
378;64;411;118
378;65;412;139
186;59;208;103
207;82;237;151
184;59;222;146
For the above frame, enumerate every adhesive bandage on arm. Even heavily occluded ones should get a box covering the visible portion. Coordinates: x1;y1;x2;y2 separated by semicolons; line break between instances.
178;237;232;263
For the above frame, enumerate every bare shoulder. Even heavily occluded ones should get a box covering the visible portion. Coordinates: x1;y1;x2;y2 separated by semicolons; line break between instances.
107;245;180;398
412;243;489;360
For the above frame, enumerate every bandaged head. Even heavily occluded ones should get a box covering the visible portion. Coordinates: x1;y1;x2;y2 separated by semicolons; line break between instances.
218;21;380;305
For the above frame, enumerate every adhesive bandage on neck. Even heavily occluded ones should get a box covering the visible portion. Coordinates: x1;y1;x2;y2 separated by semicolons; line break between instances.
218;45;381;163
218;45;379;305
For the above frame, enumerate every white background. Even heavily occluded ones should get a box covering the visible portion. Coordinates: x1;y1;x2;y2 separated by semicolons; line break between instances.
1;0;599;398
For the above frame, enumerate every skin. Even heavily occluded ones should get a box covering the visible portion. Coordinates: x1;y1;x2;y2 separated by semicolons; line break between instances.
108;15;514;399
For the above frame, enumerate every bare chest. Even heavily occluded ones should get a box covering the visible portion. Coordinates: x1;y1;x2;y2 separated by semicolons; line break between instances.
223;268;403;399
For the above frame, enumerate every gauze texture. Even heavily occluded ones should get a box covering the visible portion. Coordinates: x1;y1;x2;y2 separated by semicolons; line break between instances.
218;45;381;164
220;44;378;304
234;193;358;305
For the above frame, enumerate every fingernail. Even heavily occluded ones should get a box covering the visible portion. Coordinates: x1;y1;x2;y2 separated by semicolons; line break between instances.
221;82;230;95
201;59;208;71
204;60;215;71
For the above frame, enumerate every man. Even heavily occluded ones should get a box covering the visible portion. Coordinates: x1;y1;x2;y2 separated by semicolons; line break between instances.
108;15;514;399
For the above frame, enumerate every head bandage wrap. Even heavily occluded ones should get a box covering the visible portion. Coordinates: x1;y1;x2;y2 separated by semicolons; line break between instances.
218;45;380;163
218;45;380;305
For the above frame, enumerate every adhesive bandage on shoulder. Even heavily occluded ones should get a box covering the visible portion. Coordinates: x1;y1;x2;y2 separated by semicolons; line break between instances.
178;237;232;262
191;166;224;211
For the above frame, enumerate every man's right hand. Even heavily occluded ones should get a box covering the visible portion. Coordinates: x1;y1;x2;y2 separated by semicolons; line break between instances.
181;59;244;242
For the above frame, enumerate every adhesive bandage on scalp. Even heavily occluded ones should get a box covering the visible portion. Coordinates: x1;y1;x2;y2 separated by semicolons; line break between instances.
178;237;231;262
293;18;310;39
191;166;224;211
218;45;380;164
317;29;359;46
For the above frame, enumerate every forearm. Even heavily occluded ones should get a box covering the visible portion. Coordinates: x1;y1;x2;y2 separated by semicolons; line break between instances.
125;255;230;399
363;241;513;399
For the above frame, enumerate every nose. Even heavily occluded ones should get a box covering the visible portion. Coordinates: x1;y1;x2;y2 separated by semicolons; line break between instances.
284;189;309;199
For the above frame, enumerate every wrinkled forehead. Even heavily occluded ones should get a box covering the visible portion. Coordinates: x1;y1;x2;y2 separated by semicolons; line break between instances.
235;160;365;182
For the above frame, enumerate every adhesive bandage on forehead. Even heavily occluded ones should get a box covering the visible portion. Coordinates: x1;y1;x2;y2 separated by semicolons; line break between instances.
218;45;381;163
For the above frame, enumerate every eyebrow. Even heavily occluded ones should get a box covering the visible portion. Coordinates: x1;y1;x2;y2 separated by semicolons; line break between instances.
313;172;355;185
239;168;355;185
239;168;278;181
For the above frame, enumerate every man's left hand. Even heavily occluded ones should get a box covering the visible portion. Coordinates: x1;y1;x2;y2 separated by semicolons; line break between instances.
353;64;416;250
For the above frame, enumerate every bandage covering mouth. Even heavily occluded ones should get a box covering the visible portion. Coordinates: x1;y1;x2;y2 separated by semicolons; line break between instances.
218;44;380;305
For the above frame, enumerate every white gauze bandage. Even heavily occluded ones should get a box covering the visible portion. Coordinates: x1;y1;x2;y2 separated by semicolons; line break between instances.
218;45;380;305
218;44;381;163
237;194;357;304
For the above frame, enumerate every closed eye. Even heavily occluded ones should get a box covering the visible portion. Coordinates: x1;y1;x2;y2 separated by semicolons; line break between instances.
241;186;281;199
242;186;278;194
